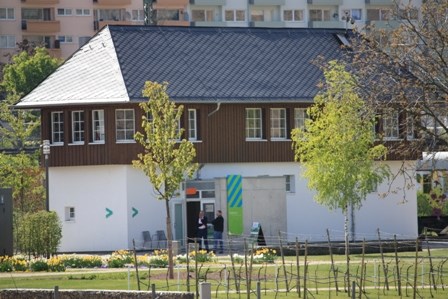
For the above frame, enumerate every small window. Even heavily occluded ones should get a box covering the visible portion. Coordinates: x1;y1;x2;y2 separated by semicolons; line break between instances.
270;108;287;140
58;36;73;43
283;10;304;22
57;8;72;16
51;111;64;144
343;9;362;21
285;175;295;193
0;8;14;20
115;109;135;142
72;111;85;143
383;109;399;140
76;9;90;16
191;9;213;22
92;110;105;143
225;9;245;22
0;35;16;48
132;9;144;21
246;108;262;140
309;9;331;21
65;207;75;221
188;109;197;141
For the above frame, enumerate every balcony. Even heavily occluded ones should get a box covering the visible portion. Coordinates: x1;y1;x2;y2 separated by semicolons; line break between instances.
93;0;132;5
249;21;285;27
365;0;394;5
249;0;285;4
21;0;60;4
154;0;189;9
307;0;342;4
94;20;134;30
22;20;60;33
157;20;190;26
190;0;226;4
308;20;344;28
191;21;226;26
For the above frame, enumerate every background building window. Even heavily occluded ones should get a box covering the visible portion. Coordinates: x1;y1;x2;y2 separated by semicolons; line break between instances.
225;9;245;21
0;8;14;20
188;109;197;141
246;108;262;139
65;207;75;221
383;109;399;139
116;109;135;142
309;9;331;21
0;35;15;48
283;10;303;22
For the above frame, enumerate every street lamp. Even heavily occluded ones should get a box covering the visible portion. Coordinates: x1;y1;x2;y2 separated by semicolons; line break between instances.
42;140;50;211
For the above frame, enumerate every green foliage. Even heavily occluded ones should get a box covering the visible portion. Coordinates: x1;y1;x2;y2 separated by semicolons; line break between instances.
148;250;168;268
291;61;391;213
106;250;133;268
252;247;277;264
60;255;103;268
133;81;198;202
15;211;62;258
1;47;60;96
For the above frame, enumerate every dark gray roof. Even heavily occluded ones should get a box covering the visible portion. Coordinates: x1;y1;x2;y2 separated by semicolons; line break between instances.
17;25;347;108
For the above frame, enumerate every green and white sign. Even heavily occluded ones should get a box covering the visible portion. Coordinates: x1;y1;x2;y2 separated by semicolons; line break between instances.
227;174;243;235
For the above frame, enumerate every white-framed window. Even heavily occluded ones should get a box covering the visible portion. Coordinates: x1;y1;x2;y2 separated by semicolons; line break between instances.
115;109;135;142
72;111;85;143
309;9;331;21
57;8;72;16
367;8;392;21
132;9;144;21
383;109;399;139
251;9;264;21
0;35;15;48
0;8;14;20
225;9;245;21
92;110;105;143
285;175;295;193
51;111;64;144
76;9;90;16
343;9;362;21
188;109;197;141
283;9;304;22
65;207;75;221
270;108;287;140
192;9;214;22
246;108;262;140
58;35;73;43
294;108;308;130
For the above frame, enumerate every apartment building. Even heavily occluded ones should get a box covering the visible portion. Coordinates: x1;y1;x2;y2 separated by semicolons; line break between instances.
1;0;421;63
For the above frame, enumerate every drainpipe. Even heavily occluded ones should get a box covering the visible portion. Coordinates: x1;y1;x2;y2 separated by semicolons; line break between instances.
208;102;221;117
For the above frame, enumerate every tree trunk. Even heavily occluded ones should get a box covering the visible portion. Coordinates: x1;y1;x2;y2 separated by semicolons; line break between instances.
165;199;174;279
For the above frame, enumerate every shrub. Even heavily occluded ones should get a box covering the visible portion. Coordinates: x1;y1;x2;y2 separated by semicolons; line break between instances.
149;250;168;268
30;259;49;272
60;255;102;268
0;256;13;272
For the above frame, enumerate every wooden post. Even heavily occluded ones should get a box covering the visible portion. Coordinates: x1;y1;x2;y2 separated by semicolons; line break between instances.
278;231;289;292
393;234;402;296
296;237;301;298
304;240;308;299
413;238;419;299
377;228;389;290
326;228;339;292
132;239;141;291
186;239;190;292
425;229;437;290
359;239;365;299
228;237;239;293
244;239;250;299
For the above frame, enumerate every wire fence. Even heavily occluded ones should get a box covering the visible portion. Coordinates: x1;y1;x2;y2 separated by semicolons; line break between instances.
133;229;448;298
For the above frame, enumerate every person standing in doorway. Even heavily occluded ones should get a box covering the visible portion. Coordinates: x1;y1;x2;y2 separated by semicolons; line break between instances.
211;210;224;254
197;210;209;251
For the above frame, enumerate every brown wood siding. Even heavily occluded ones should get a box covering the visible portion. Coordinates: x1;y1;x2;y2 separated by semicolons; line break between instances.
42;102;416;167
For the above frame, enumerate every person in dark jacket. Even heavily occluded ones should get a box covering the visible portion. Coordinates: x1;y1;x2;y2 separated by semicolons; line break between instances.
211;210;224;253
197;210;209;251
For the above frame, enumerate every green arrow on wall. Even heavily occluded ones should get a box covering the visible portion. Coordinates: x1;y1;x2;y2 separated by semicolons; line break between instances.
105;208;113;219
132;207;139;218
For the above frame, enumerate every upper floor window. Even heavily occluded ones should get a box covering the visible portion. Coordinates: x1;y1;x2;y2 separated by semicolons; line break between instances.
0;8;14;20
94;9;125;21
270;108;287;140
251;9;264;21
0;35;15;48
294;108;308;130
116;109;135;142
246;108;262;140
225;9;245;22
367;8;392;21
58;36;73;43
283;10;304;22
343;9;362;21
76;9;90;16
157;9;180;21
188;109;197;141
309;9;331;21
92;110;105;143
57;8;72;16
22;8;51;21
192;9;214;22
132;9;144;21
51;111;64;144
72;111;84;144
383;109;399;140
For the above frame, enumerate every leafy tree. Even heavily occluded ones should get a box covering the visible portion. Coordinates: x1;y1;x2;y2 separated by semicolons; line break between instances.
350;0;448;157
292;61;391;292
133;81;198;279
